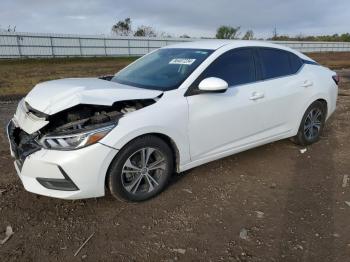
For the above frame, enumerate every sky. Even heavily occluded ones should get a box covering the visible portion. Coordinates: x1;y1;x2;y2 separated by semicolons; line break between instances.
1;0;349;38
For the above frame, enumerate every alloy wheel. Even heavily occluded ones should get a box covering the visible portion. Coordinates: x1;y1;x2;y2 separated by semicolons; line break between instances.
121;147;166;195
304;108;323;140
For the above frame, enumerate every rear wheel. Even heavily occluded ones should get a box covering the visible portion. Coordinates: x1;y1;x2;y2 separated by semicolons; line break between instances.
108;136;173;202
293;101;326;146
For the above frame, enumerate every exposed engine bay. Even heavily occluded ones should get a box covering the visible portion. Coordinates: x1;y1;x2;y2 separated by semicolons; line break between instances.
40;99;155;135
8;98;157;167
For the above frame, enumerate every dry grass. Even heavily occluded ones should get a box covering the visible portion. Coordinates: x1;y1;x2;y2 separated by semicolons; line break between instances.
0;52;349;97
308;52;350;69
0;57;137;97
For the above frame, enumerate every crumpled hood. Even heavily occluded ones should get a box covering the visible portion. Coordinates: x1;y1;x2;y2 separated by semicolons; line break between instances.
25;78;163;115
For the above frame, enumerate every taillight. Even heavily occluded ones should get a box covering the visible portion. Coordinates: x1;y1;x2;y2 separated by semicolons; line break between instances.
332;75;340;86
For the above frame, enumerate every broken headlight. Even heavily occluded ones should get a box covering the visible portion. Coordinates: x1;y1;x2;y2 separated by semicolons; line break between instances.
39;125;115;150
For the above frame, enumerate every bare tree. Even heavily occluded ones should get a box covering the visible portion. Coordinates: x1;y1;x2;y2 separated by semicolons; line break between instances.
111;18;173;38
242;30;254;40
1;25;16;32
159;31;173;38
216;26;241;39
134;25;157;37
180;34;191;38
111;18;132;36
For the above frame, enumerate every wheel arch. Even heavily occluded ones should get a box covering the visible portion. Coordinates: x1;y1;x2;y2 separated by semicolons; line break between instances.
104;132;181;188
292;96;329;136
315;98;328;116
146;132;181;173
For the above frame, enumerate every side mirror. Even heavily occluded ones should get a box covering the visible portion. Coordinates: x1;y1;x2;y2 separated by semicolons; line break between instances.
198;77;228;93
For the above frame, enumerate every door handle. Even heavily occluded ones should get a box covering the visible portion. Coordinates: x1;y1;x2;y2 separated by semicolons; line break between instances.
250;92;265;100
301;80;313;88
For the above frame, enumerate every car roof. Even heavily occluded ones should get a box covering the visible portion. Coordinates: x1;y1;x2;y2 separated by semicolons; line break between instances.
162;40;313;61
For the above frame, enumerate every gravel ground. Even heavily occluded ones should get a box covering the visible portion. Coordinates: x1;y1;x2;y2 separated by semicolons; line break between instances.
0;72;350;262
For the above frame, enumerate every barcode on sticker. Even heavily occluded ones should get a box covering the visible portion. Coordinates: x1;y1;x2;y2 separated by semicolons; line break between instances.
169;58;196;65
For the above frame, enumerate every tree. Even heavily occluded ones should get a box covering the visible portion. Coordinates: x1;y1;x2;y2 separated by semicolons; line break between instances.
0;25;16;32
111;18;132;36
267;32;350;42
242;30;254;40
216;26;241;39
134;25;157;37
340;33;350;42
180;34;190;38
159;31;173;38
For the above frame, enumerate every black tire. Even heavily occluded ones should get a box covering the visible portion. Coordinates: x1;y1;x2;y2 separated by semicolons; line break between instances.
108;135;174;202
293;101;326;146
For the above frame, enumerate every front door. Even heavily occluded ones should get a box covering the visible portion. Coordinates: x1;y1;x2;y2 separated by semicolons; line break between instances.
187;48;267;161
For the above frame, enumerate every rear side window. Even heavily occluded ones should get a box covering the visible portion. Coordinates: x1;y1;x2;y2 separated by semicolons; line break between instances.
258;48;291;79
289;53;303;73
258;48;302;80
200;48;255;86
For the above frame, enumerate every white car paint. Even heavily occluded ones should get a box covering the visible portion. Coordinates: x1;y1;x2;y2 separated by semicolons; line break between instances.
25;78;162;115
15;143;117;199
198;77;228;91
13;99;49;134
7;40;338;199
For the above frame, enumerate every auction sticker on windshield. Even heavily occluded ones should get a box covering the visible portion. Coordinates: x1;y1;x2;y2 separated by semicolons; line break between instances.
169;58;196;65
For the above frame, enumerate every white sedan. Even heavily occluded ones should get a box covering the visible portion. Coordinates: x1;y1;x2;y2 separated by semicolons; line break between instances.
7;40;338;201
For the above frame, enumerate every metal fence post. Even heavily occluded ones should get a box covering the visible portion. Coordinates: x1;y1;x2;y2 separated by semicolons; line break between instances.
49;36;55;58
103;38;107;56
147;39;150;53
78;37;83;56
16;34;22;58
128;39;131;56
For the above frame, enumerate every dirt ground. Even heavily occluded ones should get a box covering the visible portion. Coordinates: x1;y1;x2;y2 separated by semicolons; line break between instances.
0;59;350;261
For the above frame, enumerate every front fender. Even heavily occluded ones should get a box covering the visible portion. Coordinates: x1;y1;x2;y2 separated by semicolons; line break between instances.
100;92;190;167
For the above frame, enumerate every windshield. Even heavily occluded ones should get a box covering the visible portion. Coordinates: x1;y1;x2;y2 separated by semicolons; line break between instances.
112;48;213;91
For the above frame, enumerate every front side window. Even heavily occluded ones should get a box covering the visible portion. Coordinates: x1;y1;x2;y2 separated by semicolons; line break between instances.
112;48;213;91
258;48;300;79
198;48;255;87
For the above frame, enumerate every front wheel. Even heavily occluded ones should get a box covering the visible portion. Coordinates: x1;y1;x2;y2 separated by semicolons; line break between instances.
293;101;326;146
108;136;174;202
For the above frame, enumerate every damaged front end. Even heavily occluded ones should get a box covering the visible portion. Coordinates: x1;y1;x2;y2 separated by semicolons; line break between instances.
7;98;157;168
7;120;41;170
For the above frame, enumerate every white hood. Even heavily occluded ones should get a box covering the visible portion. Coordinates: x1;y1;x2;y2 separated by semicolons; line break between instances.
25;78;163;115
